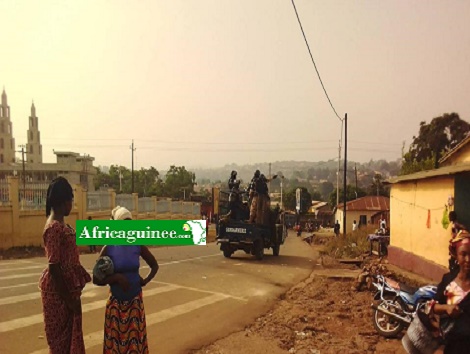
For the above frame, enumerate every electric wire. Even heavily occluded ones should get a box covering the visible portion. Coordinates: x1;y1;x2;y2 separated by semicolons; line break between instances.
291;0;343;122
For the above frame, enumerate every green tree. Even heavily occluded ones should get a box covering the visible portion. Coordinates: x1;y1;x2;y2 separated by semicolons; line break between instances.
401;113;470;174
283;187;312;214
163;165;196;199
367;173;389;197
319;181;334;200
328;185;366;207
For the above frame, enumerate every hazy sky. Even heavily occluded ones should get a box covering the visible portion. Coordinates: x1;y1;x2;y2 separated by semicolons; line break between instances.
1;0;469;170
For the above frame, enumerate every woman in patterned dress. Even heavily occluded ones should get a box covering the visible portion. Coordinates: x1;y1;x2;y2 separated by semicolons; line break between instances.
93;206;159;353
38;177;91;354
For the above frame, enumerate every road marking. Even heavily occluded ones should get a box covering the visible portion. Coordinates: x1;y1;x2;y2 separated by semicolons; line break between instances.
0;254;221;280
0;281;38;290
154;281;248;302
0;273;42;281
0;260;35;266
29;293;228;354
0;283;101;306
0;265;45;273
157;253;221;266
0;284;179;333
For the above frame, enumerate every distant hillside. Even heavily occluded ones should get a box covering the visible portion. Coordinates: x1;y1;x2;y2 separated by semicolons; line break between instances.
192;159;401;186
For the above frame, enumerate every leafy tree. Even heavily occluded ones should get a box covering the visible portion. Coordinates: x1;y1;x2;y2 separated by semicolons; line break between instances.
163;165;196;199
401;113;470;174
328;185;366;207
319;181;334;200
283;187;312;214
367;173;389;197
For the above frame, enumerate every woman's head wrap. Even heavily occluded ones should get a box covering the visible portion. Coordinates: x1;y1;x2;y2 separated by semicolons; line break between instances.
450;230;470;257
45;177;73;217
111;206;132;220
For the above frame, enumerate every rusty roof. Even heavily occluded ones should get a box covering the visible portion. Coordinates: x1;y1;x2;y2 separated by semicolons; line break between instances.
336;196;390;211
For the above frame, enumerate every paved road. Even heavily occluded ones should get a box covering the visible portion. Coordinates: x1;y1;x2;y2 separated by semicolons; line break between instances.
0;231;316;354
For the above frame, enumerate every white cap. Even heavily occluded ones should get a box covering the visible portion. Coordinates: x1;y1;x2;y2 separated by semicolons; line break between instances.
112;205;132;220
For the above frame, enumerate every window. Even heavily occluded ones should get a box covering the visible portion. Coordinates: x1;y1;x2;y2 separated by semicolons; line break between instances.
0;121;3;133
30;145;33;154
0;154;3;163
10;139;13;149
30;117;33;127
0;138;3;149
30;131;33;141
7;123;10;134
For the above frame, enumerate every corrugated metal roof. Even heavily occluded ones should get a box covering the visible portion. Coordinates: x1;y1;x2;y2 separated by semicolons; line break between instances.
337;196;390;211
385;163;470;184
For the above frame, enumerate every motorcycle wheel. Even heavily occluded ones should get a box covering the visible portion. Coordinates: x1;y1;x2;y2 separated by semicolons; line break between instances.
372;296;406;338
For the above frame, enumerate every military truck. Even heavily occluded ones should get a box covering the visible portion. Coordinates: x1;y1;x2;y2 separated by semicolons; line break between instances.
215;189;286;260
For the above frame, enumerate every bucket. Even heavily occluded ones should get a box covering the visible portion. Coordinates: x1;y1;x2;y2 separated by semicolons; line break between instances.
402;313;440;354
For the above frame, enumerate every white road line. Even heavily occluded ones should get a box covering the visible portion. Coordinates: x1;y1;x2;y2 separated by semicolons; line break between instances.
0;254;221;281
29;293;228;354
153;281;248;302
0;283;100;306
157;253;221;266
0;273;42;281
0;282;38;290
0;284;179;333
0;265;45;273
0;260;35;266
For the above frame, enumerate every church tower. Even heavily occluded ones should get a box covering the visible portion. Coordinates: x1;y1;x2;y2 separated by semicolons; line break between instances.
26;101;43;163
0;88;16;165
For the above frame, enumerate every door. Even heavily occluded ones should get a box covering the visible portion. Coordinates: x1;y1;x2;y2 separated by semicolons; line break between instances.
454;173;470;229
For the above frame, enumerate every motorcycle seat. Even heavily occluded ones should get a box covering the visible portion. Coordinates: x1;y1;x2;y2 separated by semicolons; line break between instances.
399;283;418;295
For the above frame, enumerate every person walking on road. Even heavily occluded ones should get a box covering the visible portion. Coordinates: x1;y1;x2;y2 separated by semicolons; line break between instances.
93;206;159;354
39;177;91;354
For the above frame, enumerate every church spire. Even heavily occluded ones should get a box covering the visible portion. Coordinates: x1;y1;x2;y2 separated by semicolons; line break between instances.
1;87;6;106
31;100;36;117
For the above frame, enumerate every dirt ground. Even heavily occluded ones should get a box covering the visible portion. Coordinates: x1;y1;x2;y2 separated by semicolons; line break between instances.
192;246;410;354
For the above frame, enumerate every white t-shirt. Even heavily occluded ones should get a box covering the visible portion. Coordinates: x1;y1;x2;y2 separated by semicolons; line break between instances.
352;223;357;231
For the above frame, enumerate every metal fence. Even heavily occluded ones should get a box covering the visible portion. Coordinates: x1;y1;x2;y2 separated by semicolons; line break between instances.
171;201;182;214
115;194;134;211
0;179;10;206
156;200;170;213
183;202;193;214
138;197;154;213
87;191;111;211
19;182;48;210
193;203;201;216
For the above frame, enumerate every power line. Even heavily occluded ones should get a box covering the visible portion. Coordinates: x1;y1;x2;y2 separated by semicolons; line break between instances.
291;0;343;122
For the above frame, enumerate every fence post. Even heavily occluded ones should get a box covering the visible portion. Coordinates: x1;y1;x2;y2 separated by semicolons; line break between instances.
151;196;157;215
132;193;139;215
109;189;116;211
7;176;20;248
73;184;84;220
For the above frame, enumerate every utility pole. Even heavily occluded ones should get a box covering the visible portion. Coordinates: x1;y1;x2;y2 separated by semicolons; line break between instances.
280;176;284;210
16;145;26;205
118;167;123;192
337;140;341;207
269;163;272;192
355;163;358;199
342;114;348;237
130;140;136;193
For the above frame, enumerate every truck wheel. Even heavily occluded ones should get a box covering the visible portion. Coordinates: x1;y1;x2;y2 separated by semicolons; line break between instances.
273;243;280;256
254;240;264;260
223;249;232;258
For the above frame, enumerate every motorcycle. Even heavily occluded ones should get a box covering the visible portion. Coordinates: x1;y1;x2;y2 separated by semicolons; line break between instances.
370;274;437;338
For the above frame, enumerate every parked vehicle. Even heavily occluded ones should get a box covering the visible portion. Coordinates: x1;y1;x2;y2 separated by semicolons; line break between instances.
370;275;437;338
